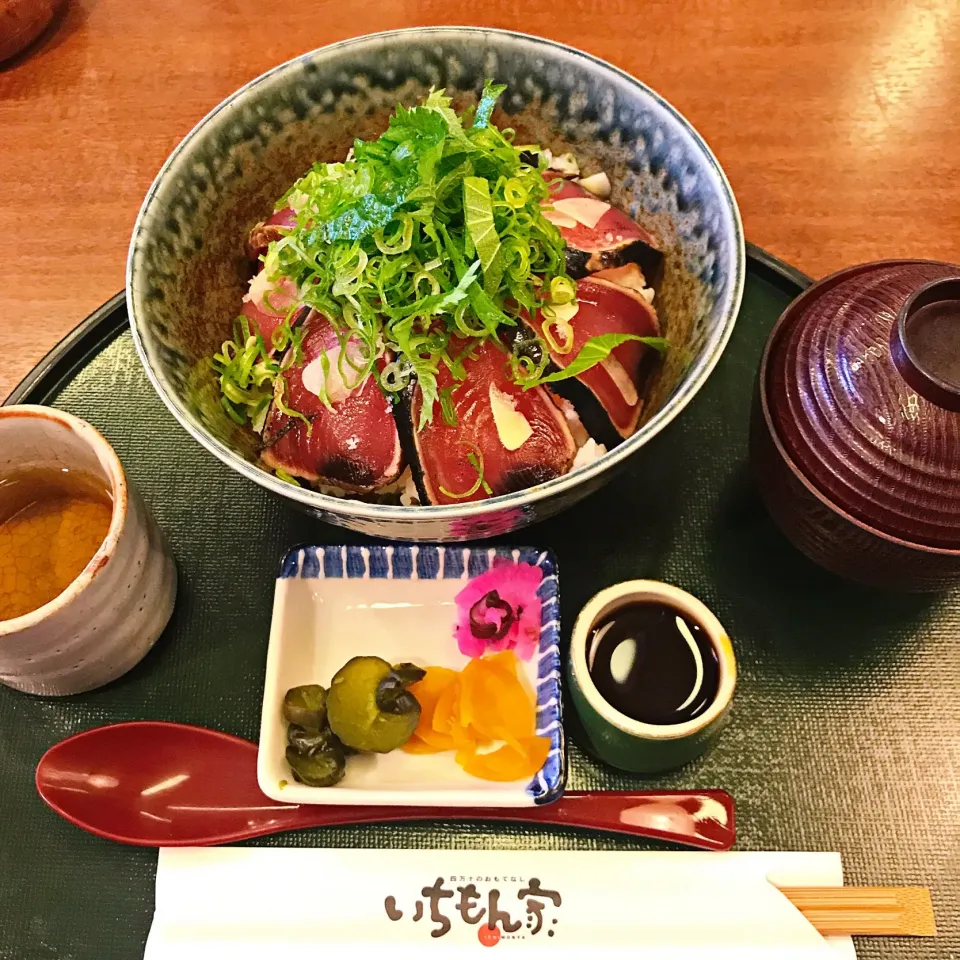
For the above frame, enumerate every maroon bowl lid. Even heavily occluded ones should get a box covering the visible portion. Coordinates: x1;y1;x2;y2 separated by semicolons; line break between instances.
762;260;960;550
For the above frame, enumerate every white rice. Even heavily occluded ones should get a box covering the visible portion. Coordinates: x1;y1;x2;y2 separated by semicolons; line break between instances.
397;468;420;506
572;438;608;471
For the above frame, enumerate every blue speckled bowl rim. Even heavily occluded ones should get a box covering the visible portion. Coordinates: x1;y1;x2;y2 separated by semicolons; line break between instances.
127;26;746;523
274;543;565;804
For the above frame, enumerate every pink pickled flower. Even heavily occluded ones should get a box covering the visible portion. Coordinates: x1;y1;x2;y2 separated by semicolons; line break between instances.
454;559;543;660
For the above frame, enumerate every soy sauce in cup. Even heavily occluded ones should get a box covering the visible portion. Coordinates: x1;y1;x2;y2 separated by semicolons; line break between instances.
587;602;720;725
568;580;736;773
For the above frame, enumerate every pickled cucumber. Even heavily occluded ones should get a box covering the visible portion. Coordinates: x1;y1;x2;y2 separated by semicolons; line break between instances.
282;684;327;731
327;656;424;753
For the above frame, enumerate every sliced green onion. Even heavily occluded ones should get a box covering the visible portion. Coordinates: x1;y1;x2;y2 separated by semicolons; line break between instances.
438;386;458;426
220;396;246;425
549;275;576;304
412;270;441;297
503;178;528;208
470;452;493;495
439;442;491;499
380;361;412;393
509;350;547;385
274;376;312;433
452;299;489;338
542;316;575;355
331;246;368;297
374;215;414;255
501;237;531;283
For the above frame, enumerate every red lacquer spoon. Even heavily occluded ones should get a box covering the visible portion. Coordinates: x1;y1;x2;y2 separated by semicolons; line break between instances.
35;722;735;850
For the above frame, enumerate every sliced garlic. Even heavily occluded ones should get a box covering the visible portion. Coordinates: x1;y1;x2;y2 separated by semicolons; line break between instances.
551;197;611;230
575;171;612;199
548;152;580;177
301;342;367;405
286;188;310;213
541;207;579;229
243;268;273;305
489;383;533;451
243;270;299;316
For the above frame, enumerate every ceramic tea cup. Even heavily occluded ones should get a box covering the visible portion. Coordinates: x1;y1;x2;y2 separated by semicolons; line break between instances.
0;406;177;696
566;580;736;774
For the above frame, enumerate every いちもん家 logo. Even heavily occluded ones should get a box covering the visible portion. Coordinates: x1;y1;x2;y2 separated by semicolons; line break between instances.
384;875;562;941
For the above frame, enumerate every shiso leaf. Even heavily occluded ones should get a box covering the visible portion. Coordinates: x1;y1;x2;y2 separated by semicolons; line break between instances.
472;80;508;130
529;333;669;387
463;176;505;295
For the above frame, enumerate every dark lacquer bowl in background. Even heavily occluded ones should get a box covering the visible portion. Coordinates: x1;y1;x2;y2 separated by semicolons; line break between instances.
126;27;744;542
752;260;960;591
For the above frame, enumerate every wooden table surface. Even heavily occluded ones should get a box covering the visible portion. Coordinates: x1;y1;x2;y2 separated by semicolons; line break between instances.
1;0;958;401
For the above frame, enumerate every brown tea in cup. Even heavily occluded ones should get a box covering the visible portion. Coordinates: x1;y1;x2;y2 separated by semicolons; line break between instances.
0;466;113;621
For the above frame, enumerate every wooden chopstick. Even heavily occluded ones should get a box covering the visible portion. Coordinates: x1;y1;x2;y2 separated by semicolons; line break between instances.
777;886;936;937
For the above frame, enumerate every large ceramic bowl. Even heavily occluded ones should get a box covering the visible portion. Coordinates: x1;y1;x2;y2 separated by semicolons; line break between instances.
128;27;744;541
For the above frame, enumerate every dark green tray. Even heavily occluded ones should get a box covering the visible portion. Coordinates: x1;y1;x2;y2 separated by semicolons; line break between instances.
2;247;957;959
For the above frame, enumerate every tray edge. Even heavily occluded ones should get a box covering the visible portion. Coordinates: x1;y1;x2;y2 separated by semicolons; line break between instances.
5;292;128;406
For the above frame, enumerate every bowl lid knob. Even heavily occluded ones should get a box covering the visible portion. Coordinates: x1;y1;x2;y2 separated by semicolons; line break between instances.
890;277;960;413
